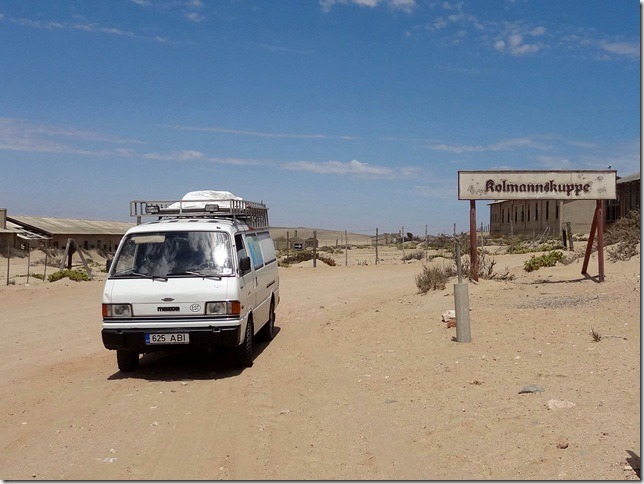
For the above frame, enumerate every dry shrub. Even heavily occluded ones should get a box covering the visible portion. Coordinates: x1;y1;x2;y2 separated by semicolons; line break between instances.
605;210;640;262
459;249;513;280
402;250;425;261
281;251;336;266
415;264;455;293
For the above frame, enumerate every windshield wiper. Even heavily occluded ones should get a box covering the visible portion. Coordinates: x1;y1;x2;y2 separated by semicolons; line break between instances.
168;270;222;281
114;270;168;282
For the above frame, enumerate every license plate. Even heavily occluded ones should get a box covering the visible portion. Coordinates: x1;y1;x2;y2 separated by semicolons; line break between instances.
145;333;190;345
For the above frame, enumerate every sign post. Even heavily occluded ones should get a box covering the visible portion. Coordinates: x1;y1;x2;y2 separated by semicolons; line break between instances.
458;170;616;283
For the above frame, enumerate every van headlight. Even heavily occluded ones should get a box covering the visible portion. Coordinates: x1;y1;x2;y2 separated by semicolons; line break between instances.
102;304;132;318
206;301;240;317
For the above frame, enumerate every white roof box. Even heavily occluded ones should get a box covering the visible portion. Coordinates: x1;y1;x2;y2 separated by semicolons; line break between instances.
170;190;242;210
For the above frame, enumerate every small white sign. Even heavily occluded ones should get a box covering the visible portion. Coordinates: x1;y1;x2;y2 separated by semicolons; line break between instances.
458;170;616;200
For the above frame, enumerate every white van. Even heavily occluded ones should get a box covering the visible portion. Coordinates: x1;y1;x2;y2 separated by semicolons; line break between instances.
101;191;280;372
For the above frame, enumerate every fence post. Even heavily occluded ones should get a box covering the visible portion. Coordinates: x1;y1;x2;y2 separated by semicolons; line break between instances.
26;243;31;284
401;226;405;260
375;228;379;265
313;230;317;268
345;230;348;266
425;224;428;261
6;242;10;286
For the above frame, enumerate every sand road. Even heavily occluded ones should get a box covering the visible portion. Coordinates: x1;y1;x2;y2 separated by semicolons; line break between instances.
0;250;640;480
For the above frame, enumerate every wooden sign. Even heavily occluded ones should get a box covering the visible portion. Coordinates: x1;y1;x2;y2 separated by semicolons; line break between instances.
458;170;617;200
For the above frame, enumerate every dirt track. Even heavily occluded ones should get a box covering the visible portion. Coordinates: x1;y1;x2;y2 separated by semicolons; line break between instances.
0;248;640;480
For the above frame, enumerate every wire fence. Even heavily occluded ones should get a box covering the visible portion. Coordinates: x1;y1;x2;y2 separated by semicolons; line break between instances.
1;243;106;286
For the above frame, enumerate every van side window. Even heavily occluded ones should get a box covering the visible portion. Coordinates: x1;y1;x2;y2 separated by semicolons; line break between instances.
256;232;276;265
246;234;264;270
235;234;250;274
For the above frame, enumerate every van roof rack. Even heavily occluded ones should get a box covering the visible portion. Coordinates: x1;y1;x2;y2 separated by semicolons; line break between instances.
130;197;269;228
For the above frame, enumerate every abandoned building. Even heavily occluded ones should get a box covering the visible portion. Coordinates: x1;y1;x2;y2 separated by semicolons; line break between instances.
1;210;133;253
488;171;640;237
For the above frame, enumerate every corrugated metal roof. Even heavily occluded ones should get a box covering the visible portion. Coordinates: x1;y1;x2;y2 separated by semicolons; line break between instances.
617;172;640;184
0;220;20;234
7;216;134;235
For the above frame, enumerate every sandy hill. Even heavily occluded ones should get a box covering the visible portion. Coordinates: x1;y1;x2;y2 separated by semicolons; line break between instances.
269;227;374;246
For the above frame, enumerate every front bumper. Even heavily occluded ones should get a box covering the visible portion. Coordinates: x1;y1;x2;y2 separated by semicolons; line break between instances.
102;326;241;352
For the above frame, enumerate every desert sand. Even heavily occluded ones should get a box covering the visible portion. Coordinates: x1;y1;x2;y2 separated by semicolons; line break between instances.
0;243;640;480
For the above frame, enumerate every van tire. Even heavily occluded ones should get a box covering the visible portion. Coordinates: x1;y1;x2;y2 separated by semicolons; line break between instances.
236;318;254;368
258;300;275;342
117;350;139;372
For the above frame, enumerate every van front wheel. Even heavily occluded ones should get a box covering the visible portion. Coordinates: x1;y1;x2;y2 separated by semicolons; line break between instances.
236;318;254;368
117;350;139;372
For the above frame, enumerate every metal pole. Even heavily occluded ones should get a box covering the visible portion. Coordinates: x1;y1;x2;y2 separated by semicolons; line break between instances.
401;226;405;260
597;200;605;282
582;205;599;276
313;230;317;268
26;243;30;284
456;243;463;283
454;281;471;343
345;230;348;266
470;200;478;282
6;242;10;286
425;224;428;261
375;228;379;265
286;231;289;262
44;247;48;281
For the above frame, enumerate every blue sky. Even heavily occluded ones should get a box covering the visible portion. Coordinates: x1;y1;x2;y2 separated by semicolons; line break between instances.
0;0;640;236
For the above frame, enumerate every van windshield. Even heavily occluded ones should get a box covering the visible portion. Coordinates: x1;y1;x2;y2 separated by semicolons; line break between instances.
111;231;234;278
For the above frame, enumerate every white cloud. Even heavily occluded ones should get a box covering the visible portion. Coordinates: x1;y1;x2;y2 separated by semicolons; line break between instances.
144;150;204;161
172;125;360;140
433;17;447;29
185;12;204;22
427;137;552;154
599;41;639;58
320;0;416;13
0;118;143;156
8;14;170;43
282;159;394;176
143;150;262;165
536;156;573;169
495;29;541;56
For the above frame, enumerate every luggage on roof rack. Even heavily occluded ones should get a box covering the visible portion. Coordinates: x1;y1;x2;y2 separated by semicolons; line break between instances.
130;190;269;228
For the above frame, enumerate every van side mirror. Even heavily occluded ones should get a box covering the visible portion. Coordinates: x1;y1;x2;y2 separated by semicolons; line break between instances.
106;259;113;272
239;256;251;274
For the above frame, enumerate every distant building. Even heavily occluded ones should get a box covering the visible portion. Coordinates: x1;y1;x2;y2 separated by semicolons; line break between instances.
488;199;596;237
370;233;399;245
273;236;288;251
6;214;133;252
607;172;640;223
0;209;19;251
488;172;640;237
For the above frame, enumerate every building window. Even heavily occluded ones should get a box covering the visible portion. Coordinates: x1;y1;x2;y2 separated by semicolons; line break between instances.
501;208;504;224
546;201;549;220
555;204;559;219
528;206;531;222
515;207;518;223
535;203;539;220
521;208;524;222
